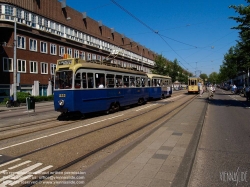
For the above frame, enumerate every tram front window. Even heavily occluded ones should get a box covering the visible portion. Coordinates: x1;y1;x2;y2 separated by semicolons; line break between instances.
55;71;73;89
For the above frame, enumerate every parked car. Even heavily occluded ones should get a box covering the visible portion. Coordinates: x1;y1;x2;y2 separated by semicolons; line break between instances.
243;86;250;97
236;85;244;95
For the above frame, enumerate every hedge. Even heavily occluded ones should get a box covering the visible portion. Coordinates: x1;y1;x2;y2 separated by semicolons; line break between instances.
3;92;54;103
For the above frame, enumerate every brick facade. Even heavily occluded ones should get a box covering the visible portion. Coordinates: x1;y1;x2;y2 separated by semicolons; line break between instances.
0;0;156;97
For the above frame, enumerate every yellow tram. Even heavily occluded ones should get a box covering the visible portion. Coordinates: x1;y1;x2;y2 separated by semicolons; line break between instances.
188;77;203;94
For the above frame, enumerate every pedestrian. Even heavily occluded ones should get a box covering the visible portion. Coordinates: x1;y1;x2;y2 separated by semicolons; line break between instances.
209;85;214;99
200;85;204;96
246;86;250;101
9;94;14;107
232;84;237;94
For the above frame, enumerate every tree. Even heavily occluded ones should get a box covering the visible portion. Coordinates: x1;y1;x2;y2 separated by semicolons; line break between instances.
200;73;208;81
208;72;218;84
152;55;171;76
169;59;181;83
229;1;250;72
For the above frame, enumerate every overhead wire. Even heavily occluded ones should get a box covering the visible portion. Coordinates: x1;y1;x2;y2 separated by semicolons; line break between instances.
110;0;193;70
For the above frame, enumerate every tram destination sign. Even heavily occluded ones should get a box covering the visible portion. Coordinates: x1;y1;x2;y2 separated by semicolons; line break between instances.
58;60;72;65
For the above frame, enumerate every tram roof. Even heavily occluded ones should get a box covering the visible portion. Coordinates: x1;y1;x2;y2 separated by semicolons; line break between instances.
146;73;171;79
57;58;147;76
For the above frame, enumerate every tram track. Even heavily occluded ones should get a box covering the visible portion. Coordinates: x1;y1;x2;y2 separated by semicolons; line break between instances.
0;93;196;187
26;94;197;186
0;92;186;141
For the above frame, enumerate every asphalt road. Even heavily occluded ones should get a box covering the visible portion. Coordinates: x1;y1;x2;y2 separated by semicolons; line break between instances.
188;89;250;187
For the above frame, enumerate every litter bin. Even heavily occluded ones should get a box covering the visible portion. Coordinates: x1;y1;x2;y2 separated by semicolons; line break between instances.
26;97;35;110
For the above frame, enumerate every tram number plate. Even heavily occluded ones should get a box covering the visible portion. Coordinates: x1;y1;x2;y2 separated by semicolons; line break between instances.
59;94;66;97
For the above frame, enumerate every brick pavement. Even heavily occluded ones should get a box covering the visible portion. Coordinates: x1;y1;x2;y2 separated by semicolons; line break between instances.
84;93;208;187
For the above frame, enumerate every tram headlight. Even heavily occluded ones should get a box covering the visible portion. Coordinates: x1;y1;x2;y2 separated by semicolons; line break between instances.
58;99;65;106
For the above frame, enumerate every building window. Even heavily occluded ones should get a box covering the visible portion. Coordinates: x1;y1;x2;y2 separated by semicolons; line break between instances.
59;46;65;56
31;14;37;28
29;39;37;51
80;51;85;60
92;54;96;60
74;50;79;58
97;55;101;62
40;41;47;53
67;48;72;57
50;64;56;75
17;36;26;49
5;5;14;20
17;59;26;73
41;62;48;74
50;44;57;55
30;61;38;73
3;57;13;72
87;53;91;61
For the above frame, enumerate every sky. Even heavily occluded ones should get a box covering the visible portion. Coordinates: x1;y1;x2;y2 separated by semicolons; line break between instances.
65;0;247;76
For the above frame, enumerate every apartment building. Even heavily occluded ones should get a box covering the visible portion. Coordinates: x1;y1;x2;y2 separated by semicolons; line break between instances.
0;0;156;101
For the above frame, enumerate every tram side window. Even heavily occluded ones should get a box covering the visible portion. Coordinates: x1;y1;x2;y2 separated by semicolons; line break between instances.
56;71;73;89
82;72;87;88
162;79;166;86
158;79;162;86
189;80;196;85
130;76;135;87
87;73;94;88
75;72;81;88
106;74;115;88
136;77;141;87
95;73;105;88
153;79;157;86
147;78;151;87
115;75;123;87
123;76;129;87
141;78;146;87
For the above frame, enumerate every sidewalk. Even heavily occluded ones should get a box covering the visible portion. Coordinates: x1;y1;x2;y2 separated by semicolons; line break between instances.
0;101;53;112
83;94;208;187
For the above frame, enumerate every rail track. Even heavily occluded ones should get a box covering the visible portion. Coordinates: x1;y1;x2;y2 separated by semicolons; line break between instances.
0;92;195;187
0;92;186;141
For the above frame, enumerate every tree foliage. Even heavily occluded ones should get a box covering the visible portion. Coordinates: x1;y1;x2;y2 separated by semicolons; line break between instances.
153;56;190;84
219;1;250;82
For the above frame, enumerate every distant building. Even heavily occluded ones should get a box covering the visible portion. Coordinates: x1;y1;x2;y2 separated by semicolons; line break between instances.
0;0;157;101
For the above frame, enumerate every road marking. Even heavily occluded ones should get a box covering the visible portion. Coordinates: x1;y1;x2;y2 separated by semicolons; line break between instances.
0;170;7;174
9;174;33;186
167;95;183;101
33;165;53;174
0;114;124;151
136;104;157;111
8;160;31;170
0;159;21;168
0;158;53;187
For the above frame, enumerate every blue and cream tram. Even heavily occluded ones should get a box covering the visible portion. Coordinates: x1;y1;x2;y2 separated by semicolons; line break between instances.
146;74;172;99
54;56;172;116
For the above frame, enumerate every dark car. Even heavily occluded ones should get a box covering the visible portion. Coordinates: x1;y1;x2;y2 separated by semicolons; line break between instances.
243;86;250;97
236;85;244;95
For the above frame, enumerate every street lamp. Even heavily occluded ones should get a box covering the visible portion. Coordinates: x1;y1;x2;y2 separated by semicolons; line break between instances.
13;16;17;102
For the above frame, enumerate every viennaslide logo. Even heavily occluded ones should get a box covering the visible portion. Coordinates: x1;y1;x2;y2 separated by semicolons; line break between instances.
220;167;248;186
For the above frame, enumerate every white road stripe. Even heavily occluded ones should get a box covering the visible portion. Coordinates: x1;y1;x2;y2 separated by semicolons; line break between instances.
0;180;12;187
0;114;123;151
8;160;31;170
0;170;7;174
0;159;21;168
10;163;42;180
136;104;157;111
9;175;33;186
33;165;53;174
